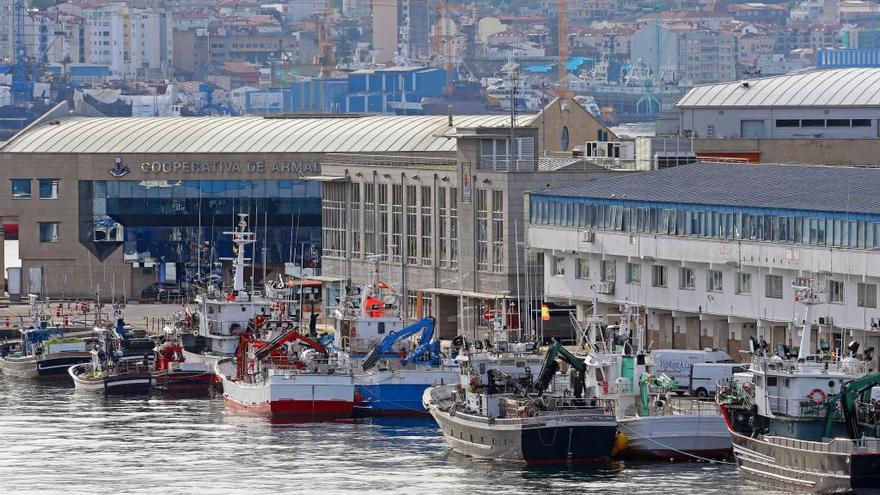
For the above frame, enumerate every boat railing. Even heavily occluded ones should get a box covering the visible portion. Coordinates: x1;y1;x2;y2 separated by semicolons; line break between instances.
764;435;879;455
765;394;831;419
112;359;150;375
669;398;722;417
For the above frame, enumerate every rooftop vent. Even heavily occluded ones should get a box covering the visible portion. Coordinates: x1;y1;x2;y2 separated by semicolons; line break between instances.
741;81;751;89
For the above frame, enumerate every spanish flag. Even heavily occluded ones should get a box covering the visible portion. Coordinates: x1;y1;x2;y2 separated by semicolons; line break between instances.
376;281;390;290
541;304;550;321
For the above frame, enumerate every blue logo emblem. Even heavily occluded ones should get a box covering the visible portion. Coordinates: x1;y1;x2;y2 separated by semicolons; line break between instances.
109;157;130;177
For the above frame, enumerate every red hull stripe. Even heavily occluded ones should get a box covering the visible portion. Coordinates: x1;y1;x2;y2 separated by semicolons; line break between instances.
225;397;355;418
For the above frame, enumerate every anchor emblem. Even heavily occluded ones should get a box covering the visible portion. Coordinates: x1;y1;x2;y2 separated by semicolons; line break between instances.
109;157;130;177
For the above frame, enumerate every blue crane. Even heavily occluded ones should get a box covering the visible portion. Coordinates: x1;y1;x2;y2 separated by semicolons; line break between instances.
361;317;437;371
10;0;32;104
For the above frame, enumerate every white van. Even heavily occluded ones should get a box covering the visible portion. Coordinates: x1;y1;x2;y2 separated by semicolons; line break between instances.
650;349;734;393
689;362;748;398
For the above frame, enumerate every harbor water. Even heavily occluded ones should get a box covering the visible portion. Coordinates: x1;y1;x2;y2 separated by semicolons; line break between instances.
0;378;788;494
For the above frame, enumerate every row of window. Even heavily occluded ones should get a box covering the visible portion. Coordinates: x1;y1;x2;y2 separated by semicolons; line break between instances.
530;196;880;250
322;182;468;269
11;179;59;200
775;119;872;128
553;257;879;308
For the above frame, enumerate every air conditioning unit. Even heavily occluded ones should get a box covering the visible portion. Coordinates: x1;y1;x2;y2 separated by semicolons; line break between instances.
872;317;880;329
581;230;595;243
594;281;615;294
818;316;833;326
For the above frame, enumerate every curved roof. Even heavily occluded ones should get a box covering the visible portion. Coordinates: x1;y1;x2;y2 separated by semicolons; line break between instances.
676;68;880;108
0;114;535;154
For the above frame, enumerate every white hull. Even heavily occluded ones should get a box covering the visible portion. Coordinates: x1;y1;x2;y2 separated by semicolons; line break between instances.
68;364;106;391
618;414;732;459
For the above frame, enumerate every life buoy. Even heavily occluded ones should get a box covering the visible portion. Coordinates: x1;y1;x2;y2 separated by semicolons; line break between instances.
808;388;827;405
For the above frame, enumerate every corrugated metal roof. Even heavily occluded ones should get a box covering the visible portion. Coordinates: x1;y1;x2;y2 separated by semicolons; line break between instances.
533;162;880;216
676;68;880;108
0;114;536;154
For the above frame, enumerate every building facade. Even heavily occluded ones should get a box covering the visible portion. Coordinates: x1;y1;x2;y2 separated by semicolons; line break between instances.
676;67;880;165
0;102;535;300
527;162;880;369
320;99;621;338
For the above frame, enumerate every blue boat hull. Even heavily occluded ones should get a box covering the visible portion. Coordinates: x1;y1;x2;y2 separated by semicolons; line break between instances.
355;383;434;417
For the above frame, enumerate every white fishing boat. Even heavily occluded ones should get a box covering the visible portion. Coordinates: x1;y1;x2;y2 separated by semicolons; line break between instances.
183;214;295;367
717;278;880;493
580;303;731;460
214;327;356;419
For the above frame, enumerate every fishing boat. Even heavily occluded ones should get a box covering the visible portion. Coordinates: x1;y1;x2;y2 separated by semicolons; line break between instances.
152;334;213;395
355;315;458;416
68;325;153;395
580;303;732;460
334;258;458;416
717;279;880;494
424;327;619;464
215;326;357;419
0;297;93;379
183;214;294;367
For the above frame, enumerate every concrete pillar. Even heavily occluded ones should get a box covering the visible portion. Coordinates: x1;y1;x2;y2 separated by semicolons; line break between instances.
686;317;700;349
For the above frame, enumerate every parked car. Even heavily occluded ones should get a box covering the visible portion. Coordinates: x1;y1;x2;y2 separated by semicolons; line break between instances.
689;362;748;398
141;282;189;302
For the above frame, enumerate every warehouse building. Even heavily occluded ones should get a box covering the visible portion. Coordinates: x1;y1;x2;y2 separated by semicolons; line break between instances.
319;98;620;337
527;162;880;368
675;68;880;165
0;98;613;302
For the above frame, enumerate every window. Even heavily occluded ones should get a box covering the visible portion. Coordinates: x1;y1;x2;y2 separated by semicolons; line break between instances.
707;270;723;292
491;190;503;273
405;185;417;264
735;272;751;295
420;186;432;266
626;262;640;284
766;274;783;299
828;280;845;304
449;188;458;268
600;260;615;282
554;256;565;276
391;184;403;262
11;179;31;199
321;182;346;258
775;119;799;128
38;179;60;199
364;182;376;255
680;267;695;290
858;283;877;308
38;222;60;242
576;258;589;280
852;119;871;127
350;183;361;258
476;189;488;271
438;186;447;268
801;119;824;127
826;119;850;127
652;265;667;287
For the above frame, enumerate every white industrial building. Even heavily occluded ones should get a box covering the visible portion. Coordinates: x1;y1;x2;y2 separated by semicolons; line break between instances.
526;162;880;368
677;68;880;140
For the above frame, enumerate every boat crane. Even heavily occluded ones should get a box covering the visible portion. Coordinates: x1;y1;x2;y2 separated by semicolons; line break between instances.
534;339;588;399
824;372;880;440
360;316;436;371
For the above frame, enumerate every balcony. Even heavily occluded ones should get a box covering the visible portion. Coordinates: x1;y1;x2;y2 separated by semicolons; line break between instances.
594;280;615;294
